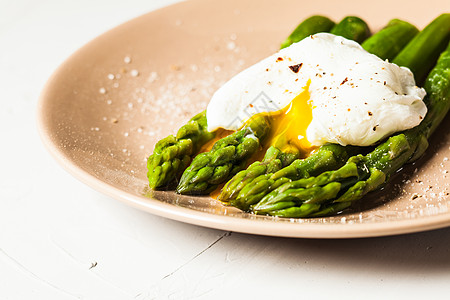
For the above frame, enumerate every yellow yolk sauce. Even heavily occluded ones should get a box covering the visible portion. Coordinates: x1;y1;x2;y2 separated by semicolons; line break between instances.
244;80;316;162
262;81;315;158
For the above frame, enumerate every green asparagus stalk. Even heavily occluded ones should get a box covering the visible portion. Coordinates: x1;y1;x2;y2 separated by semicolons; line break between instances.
393;13;450;84
218;146;298;204
361;19;419;61
281;15;335;49
330;16;371;43
176;116;270;195
147;110;214;189
252;41;450;217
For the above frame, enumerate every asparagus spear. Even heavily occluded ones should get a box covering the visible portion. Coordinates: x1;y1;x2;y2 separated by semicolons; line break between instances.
281;15;335;49
330;16;371;43
176;116;270;195
147;110;214;189
252;40;450;217
393;13;450;84
361;19;418;61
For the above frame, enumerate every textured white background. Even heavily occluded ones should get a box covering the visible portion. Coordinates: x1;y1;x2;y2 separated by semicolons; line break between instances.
1;0;450;299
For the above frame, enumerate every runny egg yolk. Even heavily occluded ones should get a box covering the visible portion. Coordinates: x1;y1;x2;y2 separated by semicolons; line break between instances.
263;80;315;157
203;81;315;158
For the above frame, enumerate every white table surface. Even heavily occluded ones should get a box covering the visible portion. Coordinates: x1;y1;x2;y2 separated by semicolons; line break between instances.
1;1;450;299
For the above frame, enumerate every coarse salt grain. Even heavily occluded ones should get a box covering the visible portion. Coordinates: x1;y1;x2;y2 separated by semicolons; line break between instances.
227;41;236;50
107;74;115;80
124;56;131;64
99;87;106;94
148;71;159;82
190;64;198;72
130;69;139;77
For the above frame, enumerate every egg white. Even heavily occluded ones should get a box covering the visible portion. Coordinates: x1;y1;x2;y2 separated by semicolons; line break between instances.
206;33;426;147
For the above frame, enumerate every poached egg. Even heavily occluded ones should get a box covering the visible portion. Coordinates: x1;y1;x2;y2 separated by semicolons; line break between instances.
206;33;426;154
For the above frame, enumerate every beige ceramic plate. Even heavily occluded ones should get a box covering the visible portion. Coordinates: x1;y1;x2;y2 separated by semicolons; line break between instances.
38;0;450;238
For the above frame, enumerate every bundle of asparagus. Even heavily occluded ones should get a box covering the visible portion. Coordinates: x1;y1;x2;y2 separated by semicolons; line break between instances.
147;13;450;218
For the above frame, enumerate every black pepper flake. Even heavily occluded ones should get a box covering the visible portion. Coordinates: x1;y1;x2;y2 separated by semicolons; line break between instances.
323;87;327;90
340;77;348;85
276;57;283;62
384;81;386;85
364;102;368;105
288;63;303;73
373;125;379;131
266;68;269;71
395;92;398;95
368;111;373;116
